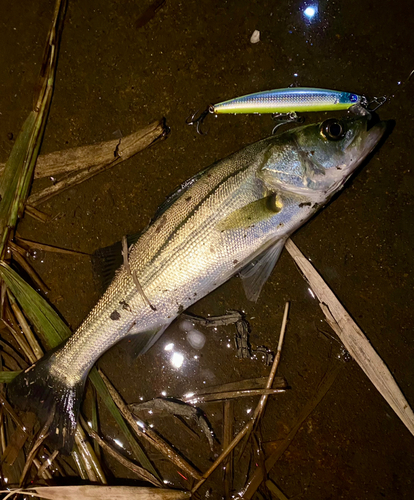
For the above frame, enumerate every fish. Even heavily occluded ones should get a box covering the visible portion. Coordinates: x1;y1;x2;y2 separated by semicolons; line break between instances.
8;115;386;453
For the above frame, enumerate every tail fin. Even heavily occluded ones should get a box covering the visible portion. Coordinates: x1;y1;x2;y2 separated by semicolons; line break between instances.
8;349;86;454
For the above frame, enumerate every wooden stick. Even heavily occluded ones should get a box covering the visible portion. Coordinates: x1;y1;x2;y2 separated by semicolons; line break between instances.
0;120;166;180
27;119;167;206
285;238;414;437
241;362;342;499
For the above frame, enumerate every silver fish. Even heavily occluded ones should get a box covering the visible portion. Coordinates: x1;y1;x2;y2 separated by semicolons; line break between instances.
9;116;386;452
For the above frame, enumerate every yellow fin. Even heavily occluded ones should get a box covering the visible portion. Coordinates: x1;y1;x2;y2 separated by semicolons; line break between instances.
217;194;282;231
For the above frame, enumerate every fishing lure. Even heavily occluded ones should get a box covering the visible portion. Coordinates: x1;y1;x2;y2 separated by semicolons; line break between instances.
187;87;385;134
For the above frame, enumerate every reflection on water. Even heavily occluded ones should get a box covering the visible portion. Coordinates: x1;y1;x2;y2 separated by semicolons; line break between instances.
303;5;318;22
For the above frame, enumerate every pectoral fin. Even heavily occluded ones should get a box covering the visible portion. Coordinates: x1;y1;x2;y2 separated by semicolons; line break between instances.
217;194;282;231
240;239;286;302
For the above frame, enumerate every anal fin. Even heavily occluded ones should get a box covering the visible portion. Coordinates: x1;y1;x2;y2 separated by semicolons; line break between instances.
125;324;170;358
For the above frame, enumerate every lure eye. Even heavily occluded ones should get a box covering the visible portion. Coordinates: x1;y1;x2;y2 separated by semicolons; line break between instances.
321;119;345;141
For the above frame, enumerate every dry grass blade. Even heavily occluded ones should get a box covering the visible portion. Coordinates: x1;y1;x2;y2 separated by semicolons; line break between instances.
27;119;168;206
191;418;254;494
185;388;286;404
240;361;343;499
24;204;51;222
36;449;59;478
7;291;44;360
71;446;89;480
254;302;289;425
182;377;287;399
33;456;53;480
0;0;67;258
89;367;159;480
1;485;191;500
223;401;234;499
285;238;414;436
265;480;289;500
1;412;36;467
191;303;290;495
98;368;202;480
19;425;49;486
80;416;162;487
0;339;29;370
0;392;28;434
75;423;106;484
2;300;37;364
16;236;90;257
8;241;50;294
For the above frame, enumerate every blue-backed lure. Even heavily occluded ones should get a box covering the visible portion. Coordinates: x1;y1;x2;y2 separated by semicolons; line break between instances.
187;87;385;134
212;87;363;114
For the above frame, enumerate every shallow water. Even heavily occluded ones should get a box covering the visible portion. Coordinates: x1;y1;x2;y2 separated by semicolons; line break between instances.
1;0;414;497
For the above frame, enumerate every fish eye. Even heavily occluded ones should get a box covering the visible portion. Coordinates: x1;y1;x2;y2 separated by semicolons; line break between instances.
320;119;345;141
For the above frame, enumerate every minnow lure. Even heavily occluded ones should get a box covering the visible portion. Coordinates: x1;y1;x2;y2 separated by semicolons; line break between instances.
212;87;363;114
187;87;385;134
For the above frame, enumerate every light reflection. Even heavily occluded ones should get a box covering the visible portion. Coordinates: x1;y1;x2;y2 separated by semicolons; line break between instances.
170;351;184;369
185;392;195;398
304;6;317;19
113;438;124;448
308;287;316;299
246;408;252;414
136;420;145;429
161;390;167;396
164;342;174;351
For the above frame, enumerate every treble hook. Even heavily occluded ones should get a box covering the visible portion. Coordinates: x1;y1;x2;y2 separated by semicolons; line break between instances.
186;105;213;135
271;112;304;134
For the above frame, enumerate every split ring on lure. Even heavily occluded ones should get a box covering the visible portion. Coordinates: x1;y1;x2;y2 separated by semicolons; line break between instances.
186;87;387;135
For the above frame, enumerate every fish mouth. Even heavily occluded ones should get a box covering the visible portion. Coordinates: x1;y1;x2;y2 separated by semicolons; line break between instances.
321;117;388;200
352;117;388;158
362;118;388;151
342;117;388;177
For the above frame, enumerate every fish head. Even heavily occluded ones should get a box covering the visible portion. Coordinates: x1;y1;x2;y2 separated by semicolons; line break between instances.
260;116;387;202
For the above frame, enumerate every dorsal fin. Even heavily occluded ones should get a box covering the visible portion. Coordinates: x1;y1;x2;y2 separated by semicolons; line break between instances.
92;168;212;291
